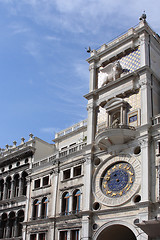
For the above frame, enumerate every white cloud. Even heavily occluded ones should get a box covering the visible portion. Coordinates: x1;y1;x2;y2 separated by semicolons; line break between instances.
10;23;30;35
24;41;41;59
40;127;60;134
1;0;160;35
45;35;61;42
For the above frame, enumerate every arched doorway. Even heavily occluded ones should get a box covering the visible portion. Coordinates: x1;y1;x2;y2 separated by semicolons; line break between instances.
97;224;137;240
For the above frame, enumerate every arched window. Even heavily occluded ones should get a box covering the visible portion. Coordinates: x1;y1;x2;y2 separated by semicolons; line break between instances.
14;174;19;197
1;213;7;239
0;179;4;200
8;212;15;238
62;192;70;215
22;172;28;196
73;190;81;213
32;199;39;220
6;177;11;199
41;197;48;219
17;210;24;237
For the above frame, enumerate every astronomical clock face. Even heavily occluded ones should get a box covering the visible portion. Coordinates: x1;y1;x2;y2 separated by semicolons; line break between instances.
93;155;140;206
101;162;135;198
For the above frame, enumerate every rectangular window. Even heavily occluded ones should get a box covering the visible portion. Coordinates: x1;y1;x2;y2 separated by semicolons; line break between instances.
129;114;137;123
39;233;45;240
63;169;71;180
34;179;40;189
73;166;81;177
60;231;68;240
43;176;49;186
71;230;79;240
30;234;37;240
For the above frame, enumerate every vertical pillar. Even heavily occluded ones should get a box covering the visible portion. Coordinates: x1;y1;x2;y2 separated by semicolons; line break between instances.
81;216;91;240
38;201;41;219
120;106;123;125
24;178;31;222
106;111;109;127
139;30;150;67
14;217;18;237
51;170;59;217
11;180;15;198
89;62;97;92
6;219;10;238
67;230;71;240
140;72;152;126
141;138;150;202
109;114;111;127
87;104;96;144
19;177;23;196
69;191;72;214
3;179;7;200
83;156;92;211
123;108;126;125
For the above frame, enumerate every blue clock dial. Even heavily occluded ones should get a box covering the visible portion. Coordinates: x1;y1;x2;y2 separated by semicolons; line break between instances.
101;162;135;198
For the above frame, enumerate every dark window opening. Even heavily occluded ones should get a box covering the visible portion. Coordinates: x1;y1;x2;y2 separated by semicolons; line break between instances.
73;166;81;177
62;192;69;215
41;197;48;219
35;179;40;189
63;169;71;180
30;234;36;240
0;179;4;200
43;176;49;186
73;190;81;213
33;199;39;220
71;230;79;240
60;231;67;240
39;233;45;240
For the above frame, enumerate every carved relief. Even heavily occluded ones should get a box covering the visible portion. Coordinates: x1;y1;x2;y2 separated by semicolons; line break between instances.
99;61;123;87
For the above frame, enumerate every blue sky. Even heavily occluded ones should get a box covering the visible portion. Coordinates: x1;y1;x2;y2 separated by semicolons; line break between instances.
0;0;159;147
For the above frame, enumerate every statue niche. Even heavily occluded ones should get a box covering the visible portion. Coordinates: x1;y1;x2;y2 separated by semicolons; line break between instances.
111;112;120;128
100;61;123;87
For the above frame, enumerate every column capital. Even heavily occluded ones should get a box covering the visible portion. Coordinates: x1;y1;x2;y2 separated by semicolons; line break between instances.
89;63;97;71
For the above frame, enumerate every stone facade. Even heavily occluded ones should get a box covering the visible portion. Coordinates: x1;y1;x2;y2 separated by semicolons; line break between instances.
1;18;160;240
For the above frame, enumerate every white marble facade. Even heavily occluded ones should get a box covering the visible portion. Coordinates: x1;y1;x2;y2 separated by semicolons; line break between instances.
1;18;160;240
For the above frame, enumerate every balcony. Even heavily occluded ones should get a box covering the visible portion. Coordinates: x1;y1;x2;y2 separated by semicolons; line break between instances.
95;123;136;150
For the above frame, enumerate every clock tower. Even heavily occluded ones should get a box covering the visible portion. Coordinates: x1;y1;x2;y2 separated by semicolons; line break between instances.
85;16;160;239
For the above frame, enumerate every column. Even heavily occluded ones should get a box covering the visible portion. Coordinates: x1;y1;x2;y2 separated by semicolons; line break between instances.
38;201;41;219
11;180;15;198
140;72;152;126
87;103;96;144
83;156;92;211
19;177;23;196
24;178;31;222
141;138;150;202
6;219;10;238
14;217;18;237
123;108;126;125
139;30;150;67
106;111;109;127
81;216;91;240
69;191;72;214
3;179;7;200
51;170;59;217
67;230;71;240
109;114;111;127
120;106;123;125
89;62;97;92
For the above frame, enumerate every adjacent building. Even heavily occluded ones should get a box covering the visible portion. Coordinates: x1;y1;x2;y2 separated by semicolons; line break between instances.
1;16;160;240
